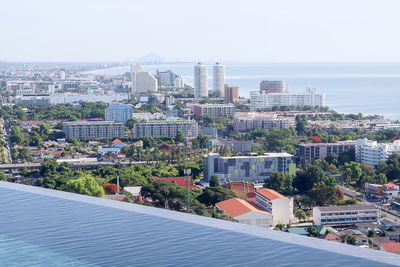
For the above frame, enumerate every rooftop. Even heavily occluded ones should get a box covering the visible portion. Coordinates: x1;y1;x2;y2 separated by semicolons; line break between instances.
381;243;400;253
63;121;123;125
1;182;399;266
256;188;287;200
316;204;377;212
216;198;271;218
105;104;132;110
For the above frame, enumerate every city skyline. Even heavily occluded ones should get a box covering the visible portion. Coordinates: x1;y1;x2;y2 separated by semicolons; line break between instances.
2;0;400;62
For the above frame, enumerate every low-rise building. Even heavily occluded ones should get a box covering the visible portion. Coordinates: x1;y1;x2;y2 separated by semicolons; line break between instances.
63;121;125;140
97;147;124;162
313;204;379;225
153;177;195;189
216;198;273;228
298;141;356;166
193;103;235;118
250;88;325;111
133;120;198;138
255;188;293;225
203;152;296;184
233;112;295;132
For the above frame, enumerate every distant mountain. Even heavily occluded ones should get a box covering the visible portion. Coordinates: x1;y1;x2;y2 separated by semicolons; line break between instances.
135;53;165;64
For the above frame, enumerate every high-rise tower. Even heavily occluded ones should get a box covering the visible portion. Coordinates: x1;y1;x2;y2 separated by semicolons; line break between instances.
213;62;225;97
194;63;208;98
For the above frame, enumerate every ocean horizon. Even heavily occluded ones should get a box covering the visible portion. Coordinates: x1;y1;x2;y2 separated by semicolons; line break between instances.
87;62;400;120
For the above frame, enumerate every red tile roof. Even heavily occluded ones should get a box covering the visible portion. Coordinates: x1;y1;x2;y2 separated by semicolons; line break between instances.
154;177;196;189
112;139;123;144
381;243;400;253
256;188;287;200
384;183;397;188
216;198;271;218
318;233;340;241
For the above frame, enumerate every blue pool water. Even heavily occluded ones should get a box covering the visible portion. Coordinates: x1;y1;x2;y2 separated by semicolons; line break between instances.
0;182;399;266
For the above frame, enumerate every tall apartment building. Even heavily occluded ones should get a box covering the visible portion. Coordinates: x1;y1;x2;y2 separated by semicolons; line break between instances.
193;104;235;118
356;138;400;167
213;63;225;97
260;81;286;93
250;88;325;111
255;188;293;225
194;63;208;98
224;84;239;103
298;141;356;166
155;70;183;88
63;121;125;140
131;64;157;95
105;104;133;123
313;204;379;225
133;120;198;138
203;152;296;184
233;112;295;132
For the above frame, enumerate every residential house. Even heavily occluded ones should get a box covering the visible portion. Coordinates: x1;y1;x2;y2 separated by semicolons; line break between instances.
216;198;273;228
255;188;294;225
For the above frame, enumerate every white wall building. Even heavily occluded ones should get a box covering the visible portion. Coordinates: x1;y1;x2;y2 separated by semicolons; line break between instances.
356;138;400;167
250;88;325;111
255;188;293;225
213;63;225;97
216;198;273;228
194;63;208;98
313;204;379;225
131;64;157;95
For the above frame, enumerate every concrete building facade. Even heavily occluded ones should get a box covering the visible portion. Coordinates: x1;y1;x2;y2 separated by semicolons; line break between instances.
105;104;133;123
203;152;296;184
193;103;235;118
224;84;239;103
313;204;379;225
356;138;400;167
250;88;325;111
298;141;356;166
233;112;295;132
63;121;125;140
255;188;293;225
260;80;286;93
216;198;273;228
133;120;198;138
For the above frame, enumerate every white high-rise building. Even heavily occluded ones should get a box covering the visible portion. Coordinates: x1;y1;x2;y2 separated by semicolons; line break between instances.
60;69;66;80
194;63;208;98
213;62;225;97
250;88;325;111
131;64;157;95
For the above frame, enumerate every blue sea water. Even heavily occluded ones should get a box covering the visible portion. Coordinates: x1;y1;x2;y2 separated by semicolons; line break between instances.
1;182;400;266
88;62;400;120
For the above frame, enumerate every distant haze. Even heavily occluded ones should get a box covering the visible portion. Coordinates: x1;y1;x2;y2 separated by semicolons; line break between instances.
1;0;400;62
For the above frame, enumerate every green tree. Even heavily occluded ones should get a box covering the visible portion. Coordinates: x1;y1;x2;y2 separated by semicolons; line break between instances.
367;230;376;238
125;117;139;130
308;182;338;206
293;164;326;193
175;130;185;143
197;187;236;206
209;175;221;188
10;126;24;145
61;174;104;197
345;234;357;245
294;209;306;222
263;172;293;195
40;158;58;177
307;225;318;237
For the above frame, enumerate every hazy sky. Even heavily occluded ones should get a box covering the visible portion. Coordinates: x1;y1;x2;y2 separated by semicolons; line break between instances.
1;0;400;62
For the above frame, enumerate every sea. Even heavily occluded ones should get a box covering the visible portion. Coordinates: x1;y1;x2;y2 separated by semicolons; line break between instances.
87;62;400;120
